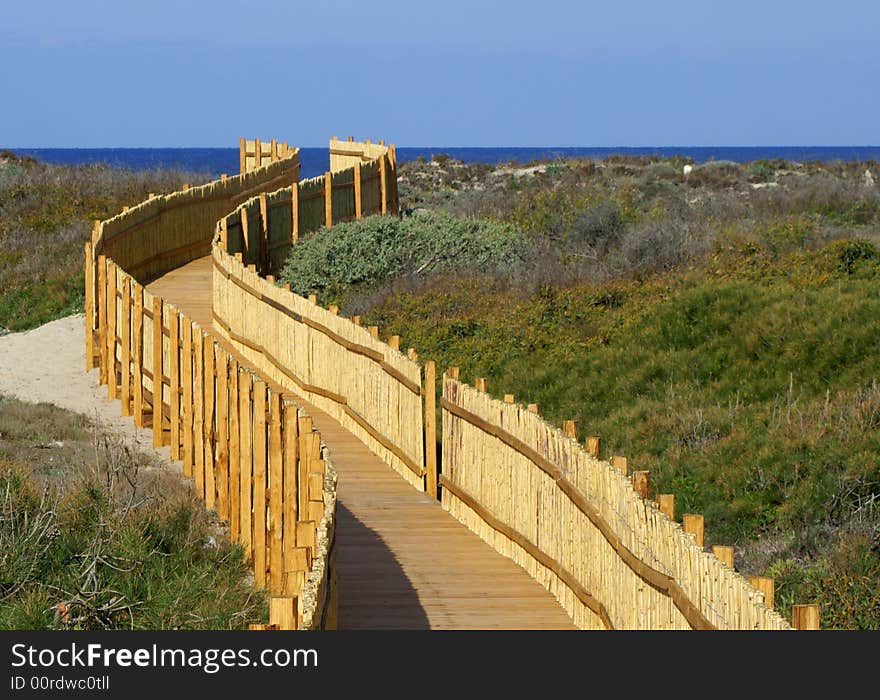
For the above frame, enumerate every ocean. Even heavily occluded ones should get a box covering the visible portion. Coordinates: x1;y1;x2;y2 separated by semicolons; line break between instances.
6;146;880;181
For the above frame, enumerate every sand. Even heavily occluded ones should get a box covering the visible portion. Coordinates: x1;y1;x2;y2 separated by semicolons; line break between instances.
0;313;177;471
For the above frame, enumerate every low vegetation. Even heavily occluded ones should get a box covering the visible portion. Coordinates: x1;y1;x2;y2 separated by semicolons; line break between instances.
282;153;880;628
0;394;264;629
0;151;209;331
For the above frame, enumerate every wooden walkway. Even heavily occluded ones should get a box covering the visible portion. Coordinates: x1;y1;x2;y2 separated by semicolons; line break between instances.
147;257;576;630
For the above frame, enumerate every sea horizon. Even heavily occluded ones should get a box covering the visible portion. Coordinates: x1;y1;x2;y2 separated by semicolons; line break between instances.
5;145;880;181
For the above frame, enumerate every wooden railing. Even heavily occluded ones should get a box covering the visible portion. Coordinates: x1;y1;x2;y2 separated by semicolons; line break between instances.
84;143;336;630
440;376;794;630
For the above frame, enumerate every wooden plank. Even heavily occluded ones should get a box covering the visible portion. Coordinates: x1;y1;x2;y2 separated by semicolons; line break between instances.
193;328;205;496
239;370;253;560
216;346;229;520
169;306;180;460
282;402;299;578
324;171;333;227
229;360;241;540
120;277;132;416
132;284;144;427
297;416;313;520
253;380;268;588
380;154;387;214
181;319;193;476
269;597;297;631
152;296;164;447
106;263;117;400
269;391;284;594
204;337;216;510
353;161;362;219
97;255;108;385
239;137;246;173
425;360;438;498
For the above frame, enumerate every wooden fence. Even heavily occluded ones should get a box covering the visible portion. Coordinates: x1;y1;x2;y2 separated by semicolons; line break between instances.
84;142;335;630
440;376;799;630
213;137;422;489
222;136;398;277
240;138;299;174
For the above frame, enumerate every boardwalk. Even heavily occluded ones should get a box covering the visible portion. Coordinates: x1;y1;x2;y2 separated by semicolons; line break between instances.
147;257;576;630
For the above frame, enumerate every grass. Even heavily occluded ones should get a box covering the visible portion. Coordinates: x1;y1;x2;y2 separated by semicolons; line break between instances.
0;151;210;331
0;394;265;629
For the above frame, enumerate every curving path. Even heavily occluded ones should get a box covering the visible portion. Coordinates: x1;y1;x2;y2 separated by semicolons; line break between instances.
147;257;576;630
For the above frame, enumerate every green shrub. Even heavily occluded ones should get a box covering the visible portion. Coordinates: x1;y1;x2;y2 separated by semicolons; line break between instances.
278;211;529;303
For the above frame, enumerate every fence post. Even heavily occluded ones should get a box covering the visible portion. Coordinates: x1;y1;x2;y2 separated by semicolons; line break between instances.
380;154;388;214
712;545;734;568
291;184;299;243
632;470;650;498
169;306;181;460
216;346;230;521
611;455;628;476
97;255;108;385
239;137;246;173
388;335;400;350
563;420;579;440
253;380;268;588
120;276;132;417
106;262;117;400
255;138;262;169
181;319;194;477
748;576;775;608
425;360;438;499
269;597;298;630
527;402;539;414
204;337;216;510
297;416;313;526
792;604;820;630
152;296;164;447
132;284;144;427
585;436;600;458
657;494;675;520
324;171;333;227
239;370;254;561
269;391;284;594
354;161;362;219
259;193;269;274
229;360;241;541
683;514;705;548
282;402;300;584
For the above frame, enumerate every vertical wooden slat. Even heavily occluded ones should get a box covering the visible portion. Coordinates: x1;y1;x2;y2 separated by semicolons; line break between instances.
353;161;362;219
204;338;216;510
254;138;262;169
291;184;299;243
120;277;132;416
269;597;298;631
97;255;108;385
152;296;164;447
229;360;241;540
192;329;204;497
132;284;144;427
253;380;268;588
259;193;269;274
239;137;246;173
282;402;299;574
425;360;438;499
269;391;284;594
380;154;388;214
106;262;117;400
297;416;313;518
181;320;193;477
324;171;333;227
169;306;180;461
239;370;253;560
216;346;229;520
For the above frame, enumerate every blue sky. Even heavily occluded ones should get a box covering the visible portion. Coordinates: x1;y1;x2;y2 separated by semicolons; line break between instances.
1;1;876;147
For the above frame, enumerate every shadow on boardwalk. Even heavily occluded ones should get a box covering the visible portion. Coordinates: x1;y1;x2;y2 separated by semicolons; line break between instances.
336;503;430;630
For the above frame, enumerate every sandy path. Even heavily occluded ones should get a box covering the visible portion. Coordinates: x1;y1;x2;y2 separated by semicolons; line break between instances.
0;313;177;471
